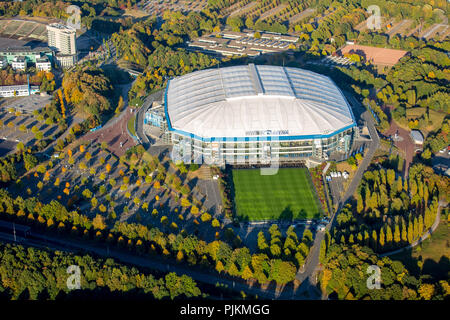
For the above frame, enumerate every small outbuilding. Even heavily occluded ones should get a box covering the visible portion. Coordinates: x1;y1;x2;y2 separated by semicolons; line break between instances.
410;130;424;145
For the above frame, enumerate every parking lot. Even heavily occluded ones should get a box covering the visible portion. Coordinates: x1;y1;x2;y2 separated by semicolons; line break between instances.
432;147;450;176
0;94;52;114
326;171;348;206
0;108;58;148
326;142;368;206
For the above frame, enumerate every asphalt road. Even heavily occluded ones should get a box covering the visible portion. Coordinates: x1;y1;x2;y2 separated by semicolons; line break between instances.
295;94;380;297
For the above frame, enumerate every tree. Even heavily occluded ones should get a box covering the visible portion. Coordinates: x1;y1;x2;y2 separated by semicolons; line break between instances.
270;260;296;285
23;153;37;171
257;231;269;251
191;205;200;215
215;261;224;273
176;250;184;262
79;162;87;170
356;193;364;213
379;228;385;250
371;230;378;251
270;243;281;257
394;224;401;245
211;219;220;228
407;222;414;244
35;131;44;140
242;265;253;280
386;225;393;248
82;189;93;199
115;96;124;115
200;212;211;222
418;215;424;237
413;217;419;240
401;222;407;243
92;214;106;230
226;16;243;32
245;17;254;29
418;284;435;300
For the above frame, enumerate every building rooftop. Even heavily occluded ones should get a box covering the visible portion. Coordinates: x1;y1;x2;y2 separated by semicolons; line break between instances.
36;56;50;63
0;84;29;91
13;56;26;62
47;23;76;33
166;64;355;139
410;130;424;144
0;46;52;54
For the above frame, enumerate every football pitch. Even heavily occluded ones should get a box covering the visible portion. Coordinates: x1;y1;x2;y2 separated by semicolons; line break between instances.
232;168;322;221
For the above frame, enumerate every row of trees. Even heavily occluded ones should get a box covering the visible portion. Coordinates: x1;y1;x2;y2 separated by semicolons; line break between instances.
0;242;201;300
0;188;301;286
334;201;440;253
333;164;448;254
257;224;313;269
319;242;449;300
0;0;139;22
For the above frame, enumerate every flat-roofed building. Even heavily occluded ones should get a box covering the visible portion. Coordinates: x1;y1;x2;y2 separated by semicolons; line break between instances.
54;53;77;68
46;23;77;67
36;56;51;71
0;56;7;69
0;46;53;64
0;84;39;98
11;56;26;71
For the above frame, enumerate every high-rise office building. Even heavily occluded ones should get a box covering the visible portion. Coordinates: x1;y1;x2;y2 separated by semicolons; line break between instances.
46;23;77;68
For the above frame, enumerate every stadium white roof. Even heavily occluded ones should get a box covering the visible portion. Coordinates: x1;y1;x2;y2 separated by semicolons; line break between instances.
165;64;355;140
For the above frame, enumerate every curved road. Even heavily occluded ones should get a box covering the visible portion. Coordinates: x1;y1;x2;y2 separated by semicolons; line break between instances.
136;90;163;149
295;95;380;297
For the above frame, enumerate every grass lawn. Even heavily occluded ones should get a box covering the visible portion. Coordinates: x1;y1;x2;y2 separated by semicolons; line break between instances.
406;107;447;133
127;115;136;137
390;219;449;279
232;168;322;221
393;107;447;135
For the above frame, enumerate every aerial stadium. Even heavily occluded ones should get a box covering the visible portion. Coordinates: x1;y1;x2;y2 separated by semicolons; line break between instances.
146;64;356;166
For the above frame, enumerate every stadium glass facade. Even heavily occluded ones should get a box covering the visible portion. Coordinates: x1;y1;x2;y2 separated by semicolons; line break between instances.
170;128;354;165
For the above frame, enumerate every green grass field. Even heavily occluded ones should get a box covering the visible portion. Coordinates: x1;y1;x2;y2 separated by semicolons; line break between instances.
390;220;449;279
127;115;136;137
232;168;322;221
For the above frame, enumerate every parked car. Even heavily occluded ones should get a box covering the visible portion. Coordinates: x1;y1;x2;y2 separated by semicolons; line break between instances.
316;224;326;232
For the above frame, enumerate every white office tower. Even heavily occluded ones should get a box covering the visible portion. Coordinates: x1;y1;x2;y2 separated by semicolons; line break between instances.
46;23;77;68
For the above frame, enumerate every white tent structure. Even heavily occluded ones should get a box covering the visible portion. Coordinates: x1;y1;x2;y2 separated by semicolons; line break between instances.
410;130;424;145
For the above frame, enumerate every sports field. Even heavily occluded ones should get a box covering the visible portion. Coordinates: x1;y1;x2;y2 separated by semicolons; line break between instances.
232;168;322;221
